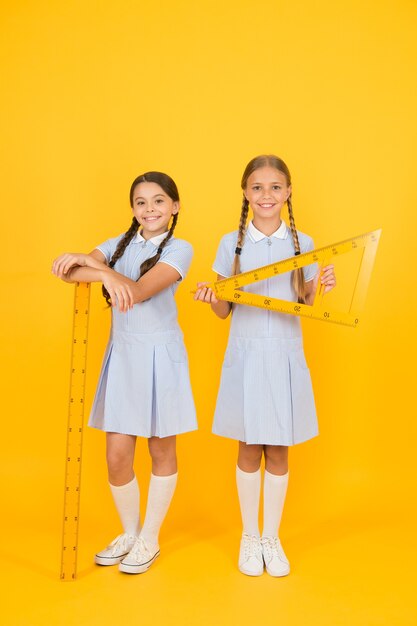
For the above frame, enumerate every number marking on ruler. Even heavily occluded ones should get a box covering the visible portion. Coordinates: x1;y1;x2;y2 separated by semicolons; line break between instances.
60;282;90;581
211;229;381;327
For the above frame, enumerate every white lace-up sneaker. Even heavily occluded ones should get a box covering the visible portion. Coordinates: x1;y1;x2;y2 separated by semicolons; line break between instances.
261;536;290;577
119;536;160;574
95;533;137;566
238;533;264;576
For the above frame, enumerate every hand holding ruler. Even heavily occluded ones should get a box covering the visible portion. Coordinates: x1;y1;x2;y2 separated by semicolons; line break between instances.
208;229;381;328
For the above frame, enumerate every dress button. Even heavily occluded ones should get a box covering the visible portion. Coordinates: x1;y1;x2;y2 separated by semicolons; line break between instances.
267;239;272;246
142;242;147;248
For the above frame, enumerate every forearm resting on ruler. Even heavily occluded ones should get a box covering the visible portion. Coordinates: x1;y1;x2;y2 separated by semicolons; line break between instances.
63;266;110;283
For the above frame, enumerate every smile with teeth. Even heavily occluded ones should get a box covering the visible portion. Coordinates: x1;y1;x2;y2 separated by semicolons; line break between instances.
259;203;275;208
143;215;161;222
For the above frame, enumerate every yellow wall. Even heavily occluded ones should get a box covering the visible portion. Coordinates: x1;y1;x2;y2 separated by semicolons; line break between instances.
1;1;416;622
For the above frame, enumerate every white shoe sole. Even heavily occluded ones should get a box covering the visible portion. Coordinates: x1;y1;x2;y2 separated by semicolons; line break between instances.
119;551;160;574
238;565;264;577
95;552;130;566
265;564;290;577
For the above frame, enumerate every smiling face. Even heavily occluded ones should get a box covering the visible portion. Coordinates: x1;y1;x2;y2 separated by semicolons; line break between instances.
131;181;179;239
244;166;291;231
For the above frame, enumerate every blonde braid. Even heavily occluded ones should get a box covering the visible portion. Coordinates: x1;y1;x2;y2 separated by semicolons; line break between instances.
287;195;306;304
231;196;249;275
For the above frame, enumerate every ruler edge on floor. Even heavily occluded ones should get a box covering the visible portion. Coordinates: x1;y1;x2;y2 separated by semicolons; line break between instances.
60;282;90;582
212;228;381;326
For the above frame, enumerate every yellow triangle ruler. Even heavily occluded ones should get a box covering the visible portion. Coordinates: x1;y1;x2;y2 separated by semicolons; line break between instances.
60;281;90;581
212;229;381;328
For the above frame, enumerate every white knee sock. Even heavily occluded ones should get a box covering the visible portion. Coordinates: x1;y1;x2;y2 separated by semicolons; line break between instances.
109;475;140;536
140;473;178;549
262;470;289;538
236;466;261;537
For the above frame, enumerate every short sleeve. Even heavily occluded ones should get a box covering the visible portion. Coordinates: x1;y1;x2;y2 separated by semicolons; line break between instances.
300;235;318;282
95;234;124;264
159;239;193;280
212;233;236;278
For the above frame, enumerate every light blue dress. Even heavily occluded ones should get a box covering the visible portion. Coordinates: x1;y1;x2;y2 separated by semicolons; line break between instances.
212;221;318;446
88;232;197;438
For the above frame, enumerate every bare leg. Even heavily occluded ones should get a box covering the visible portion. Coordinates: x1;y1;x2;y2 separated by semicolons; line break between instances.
148;435;177;476
106;432;136;485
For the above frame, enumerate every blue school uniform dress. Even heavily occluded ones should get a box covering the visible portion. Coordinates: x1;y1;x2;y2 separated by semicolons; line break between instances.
88;231;197;438
212;220;318;446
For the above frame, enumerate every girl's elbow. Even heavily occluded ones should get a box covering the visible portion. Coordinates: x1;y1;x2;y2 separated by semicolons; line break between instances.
132;286;147;304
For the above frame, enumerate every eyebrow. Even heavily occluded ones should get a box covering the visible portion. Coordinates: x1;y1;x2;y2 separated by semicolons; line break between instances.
134;193;166;200
251;181;282;185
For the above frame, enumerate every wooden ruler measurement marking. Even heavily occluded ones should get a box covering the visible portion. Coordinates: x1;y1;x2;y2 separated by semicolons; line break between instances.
60;282;90;581
211;229;381;327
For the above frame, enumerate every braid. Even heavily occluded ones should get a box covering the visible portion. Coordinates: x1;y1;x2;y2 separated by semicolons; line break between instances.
287;195;306;304
138;213;178;278
102;217;139;305
231;196;249;275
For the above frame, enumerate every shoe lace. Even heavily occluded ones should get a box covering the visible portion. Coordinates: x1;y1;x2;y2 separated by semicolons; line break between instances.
242;534;261;559
108;533;134;556
129;536;151;560
261;536;284;560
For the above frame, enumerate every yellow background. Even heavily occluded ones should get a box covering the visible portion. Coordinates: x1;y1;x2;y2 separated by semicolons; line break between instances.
1;1;416;624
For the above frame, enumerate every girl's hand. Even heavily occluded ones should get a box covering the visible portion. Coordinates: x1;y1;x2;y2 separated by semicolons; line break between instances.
314;264;336;295
52;253;106;278
102;272;135;313
193;282;219;304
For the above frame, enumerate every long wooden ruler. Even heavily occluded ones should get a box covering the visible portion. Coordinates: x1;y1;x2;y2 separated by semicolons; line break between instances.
210;229;381;327
60;282;90;581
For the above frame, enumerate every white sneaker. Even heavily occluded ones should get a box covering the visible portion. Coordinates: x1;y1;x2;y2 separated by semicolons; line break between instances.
238;533;263;576
119;536;160;574
261;536;290;577
95;533;137;566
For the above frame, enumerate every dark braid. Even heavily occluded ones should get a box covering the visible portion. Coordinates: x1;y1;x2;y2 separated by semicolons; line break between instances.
102;217;139;305
138;213;178;277
287;194;306;304
102;171;180;306
231;197;249;275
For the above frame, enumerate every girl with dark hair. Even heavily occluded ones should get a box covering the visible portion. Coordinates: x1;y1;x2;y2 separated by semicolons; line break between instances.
194;155;335;578
53;172;197;574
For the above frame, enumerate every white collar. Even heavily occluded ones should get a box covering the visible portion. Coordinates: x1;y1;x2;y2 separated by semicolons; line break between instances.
135;230;168;247
247;220;288;242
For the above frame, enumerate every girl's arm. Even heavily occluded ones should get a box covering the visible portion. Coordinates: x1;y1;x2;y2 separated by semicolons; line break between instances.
128;262;183;304
194;275;232;319
52;249;136;312
304;264;336;305
52;249;109;282
53;250;186;311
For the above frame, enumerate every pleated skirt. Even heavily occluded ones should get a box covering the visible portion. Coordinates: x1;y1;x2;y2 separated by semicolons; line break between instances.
212;336;318;446
89;329;197;438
